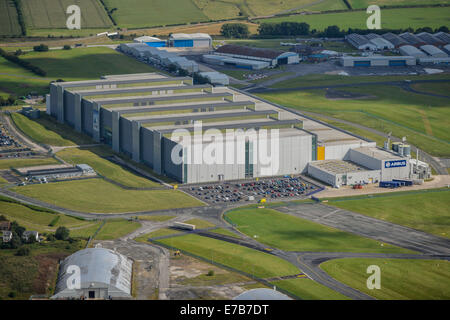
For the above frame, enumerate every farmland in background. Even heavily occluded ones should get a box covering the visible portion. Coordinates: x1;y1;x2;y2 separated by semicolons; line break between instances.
348;0;450;9
258;7;450;30
103;0;208;29
0;0;22;36
21;0;112;33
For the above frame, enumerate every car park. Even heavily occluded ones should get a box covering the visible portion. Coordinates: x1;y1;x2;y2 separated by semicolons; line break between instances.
183;176;319;204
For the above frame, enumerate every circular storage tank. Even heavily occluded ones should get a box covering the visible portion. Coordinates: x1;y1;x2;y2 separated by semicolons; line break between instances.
398;144;404;156
403;144;411;156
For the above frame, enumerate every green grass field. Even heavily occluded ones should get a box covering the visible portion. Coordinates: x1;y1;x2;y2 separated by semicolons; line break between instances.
225;208;414;253
20;47;159;82
259;7;450;30
411;82;450;97
348;0;450;9
271;278;350;300
0;0;22;36
1;48;150;101
21;0;112;29
157;234;301;279
56;147;161;188
259;78;450;157
0;157;59;169
208;228;241;239
183;218;215;229
103;0;334;28
0;196;104;239
321;258;450;299
94;219;141;240
327;189;450;238
0;199;93;231
11;178;203;213
136;228;182;241
0;56;52;97
11;112;93;146
104;0;208;28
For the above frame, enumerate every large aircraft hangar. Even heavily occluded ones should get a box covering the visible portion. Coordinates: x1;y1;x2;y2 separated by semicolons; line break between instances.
47;72;378;184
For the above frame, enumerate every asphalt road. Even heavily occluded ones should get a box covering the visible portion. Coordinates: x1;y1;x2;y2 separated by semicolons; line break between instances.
276;202;450;255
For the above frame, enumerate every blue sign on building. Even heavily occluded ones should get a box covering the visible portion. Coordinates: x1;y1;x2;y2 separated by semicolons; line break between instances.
384;160;407;168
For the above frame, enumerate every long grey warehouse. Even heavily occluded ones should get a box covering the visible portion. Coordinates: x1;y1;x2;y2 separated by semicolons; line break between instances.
47;73;378;184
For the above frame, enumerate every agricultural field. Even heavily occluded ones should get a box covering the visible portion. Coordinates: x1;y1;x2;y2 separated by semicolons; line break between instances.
11;178;203;213
11;112;93;146
56;147;161;188
327;189;450;238
0;0;22;36
321;258;450;299
20;47;159;82
0;157;59;170
103;0;208;28
21;0;112;29
258;79;450;157
348;0;450;9
225;208;414;253
130;21;258;37
193;0;338;18
259;7;450;30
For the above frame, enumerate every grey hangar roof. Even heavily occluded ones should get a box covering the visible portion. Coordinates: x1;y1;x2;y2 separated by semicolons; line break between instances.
53;248;132;298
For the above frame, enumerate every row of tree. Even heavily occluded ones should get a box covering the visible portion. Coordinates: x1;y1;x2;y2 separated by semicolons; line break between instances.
0;48;46;76
12;0;26;36
220;22;449;38
220;23;250;39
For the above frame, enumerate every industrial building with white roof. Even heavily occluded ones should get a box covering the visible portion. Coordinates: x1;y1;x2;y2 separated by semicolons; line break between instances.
47;72;418;186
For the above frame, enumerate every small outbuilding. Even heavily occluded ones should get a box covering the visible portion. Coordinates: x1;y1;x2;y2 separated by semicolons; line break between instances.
2;231;12;243
22;231;39;242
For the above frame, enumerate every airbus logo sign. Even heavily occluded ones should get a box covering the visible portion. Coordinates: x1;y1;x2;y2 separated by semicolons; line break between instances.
385;160;407;168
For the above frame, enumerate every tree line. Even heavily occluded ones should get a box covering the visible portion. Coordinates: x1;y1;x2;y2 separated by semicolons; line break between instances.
0;48;47;77
220;22;449;38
